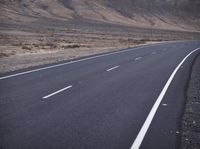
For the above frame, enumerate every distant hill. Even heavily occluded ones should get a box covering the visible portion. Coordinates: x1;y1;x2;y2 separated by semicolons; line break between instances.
0;0;200;31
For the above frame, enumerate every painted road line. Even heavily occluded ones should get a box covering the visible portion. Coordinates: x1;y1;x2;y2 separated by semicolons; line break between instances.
43;85;72;99
0;41;178;80
151;52;156;55
0;46;146;80
135;57;142;61
107;66;119;72
162;103;168;106
130;48;200;149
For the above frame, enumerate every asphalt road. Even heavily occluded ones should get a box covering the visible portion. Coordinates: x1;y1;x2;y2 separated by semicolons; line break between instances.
0;40;200;149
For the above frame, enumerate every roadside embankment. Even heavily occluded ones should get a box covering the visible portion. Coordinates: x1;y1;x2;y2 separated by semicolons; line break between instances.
180;54;200;149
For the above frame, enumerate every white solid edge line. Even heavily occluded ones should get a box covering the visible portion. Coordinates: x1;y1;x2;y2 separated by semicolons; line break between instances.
130;48;200;149
0;42;174;80
43;85;72;99
0;47;143;80
107;66;119;72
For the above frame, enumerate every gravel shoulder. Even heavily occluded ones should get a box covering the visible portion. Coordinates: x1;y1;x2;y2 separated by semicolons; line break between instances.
180;54;200;149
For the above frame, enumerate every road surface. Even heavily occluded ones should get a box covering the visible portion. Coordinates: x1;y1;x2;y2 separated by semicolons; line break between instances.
0;40;200;149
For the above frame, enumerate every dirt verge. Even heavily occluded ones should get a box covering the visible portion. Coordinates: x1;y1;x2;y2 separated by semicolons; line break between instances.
180;54;200;149
0;28;160;73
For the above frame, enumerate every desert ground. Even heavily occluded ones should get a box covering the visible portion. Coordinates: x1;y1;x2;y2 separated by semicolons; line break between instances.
0;0;200;73
1;19;200;73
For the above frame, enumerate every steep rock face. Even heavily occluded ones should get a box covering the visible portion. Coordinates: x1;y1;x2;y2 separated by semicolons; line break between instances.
0;0;199;31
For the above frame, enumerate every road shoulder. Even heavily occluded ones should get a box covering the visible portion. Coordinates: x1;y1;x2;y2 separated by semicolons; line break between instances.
180;54;200;149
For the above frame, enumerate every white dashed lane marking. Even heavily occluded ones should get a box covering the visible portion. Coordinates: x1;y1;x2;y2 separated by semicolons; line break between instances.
43;85;72;99
135;57;142;61
106;66;119;72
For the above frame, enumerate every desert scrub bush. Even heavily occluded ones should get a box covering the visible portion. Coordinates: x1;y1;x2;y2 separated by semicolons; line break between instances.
68;44;80;48
12;43;23;46
0;53;9;58
32;43;39;47
62;44;80;48
22;46;32;51
134;39;149;44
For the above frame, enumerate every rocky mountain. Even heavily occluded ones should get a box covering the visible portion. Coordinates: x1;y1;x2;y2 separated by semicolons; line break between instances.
0;0;200;31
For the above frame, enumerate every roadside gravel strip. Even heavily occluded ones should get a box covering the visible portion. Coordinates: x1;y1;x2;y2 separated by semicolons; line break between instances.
180;54;200;149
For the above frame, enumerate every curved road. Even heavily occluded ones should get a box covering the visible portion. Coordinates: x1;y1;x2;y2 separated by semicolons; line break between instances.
0;40;200;149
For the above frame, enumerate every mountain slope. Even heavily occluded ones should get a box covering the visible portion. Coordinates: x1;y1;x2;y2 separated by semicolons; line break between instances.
0;0;200;31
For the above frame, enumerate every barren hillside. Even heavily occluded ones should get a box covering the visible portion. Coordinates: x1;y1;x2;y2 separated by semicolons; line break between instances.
1;0;200;31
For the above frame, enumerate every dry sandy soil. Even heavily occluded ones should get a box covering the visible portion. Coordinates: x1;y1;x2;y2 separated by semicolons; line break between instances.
0;0;200;73
1;21;200;73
